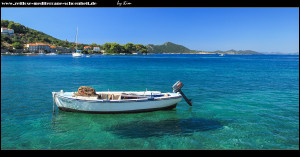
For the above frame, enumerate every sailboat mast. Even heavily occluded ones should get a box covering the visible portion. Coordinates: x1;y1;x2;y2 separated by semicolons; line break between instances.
75;26;78;50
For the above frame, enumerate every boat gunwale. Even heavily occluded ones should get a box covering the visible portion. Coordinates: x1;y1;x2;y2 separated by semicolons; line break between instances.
54;92;182;103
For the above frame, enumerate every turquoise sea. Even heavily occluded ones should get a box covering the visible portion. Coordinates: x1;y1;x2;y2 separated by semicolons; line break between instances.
1;54;299;149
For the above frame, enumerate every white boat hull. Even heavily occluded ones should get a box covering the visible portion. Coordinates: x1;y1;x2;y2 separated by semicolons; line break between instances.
72;53;83;57
52;92;182;113
46;53;57;55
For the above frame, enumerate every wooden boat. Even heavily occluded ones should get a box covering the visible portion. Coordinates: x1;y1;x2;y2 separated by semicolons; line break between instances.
52;81;192;114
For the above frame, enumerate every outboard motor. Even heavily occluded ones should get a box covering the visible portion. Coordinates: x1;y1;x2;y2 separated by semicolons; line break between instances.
172;81;192;106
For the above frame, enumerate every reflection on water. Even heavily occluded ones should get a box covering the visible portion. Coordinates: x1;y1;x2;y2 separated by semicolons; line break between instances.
51;110;225;139
105;118;224;138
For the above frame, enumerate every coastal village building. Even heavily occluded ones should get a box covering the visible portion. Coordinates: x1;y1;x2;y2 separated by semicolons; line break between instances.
84;46;91;51
93;47;100;52
1;27;14;36
25;43;51;53
50;46;57;52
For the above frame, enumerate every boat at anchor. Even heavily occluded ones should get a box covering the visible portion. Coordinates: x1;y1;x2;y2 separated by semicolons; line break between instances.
72;26;84;58
52;81;192;114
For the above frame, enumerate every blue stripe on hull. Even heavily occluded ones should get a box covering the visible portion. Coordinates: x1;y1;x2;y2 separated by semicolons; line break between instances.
57;103;177;114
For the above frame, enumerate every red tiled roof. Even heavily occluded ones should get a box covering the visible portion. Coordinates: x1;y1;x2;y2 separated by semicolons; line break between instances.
27;43;50;46
36;43;50;46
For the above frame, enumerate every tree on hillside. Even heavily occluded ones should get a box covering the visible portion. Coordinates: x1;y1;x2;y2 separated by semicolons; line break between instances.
7;22;26;34
90;43;97;49
1;20;9;27
136;44;148;54
12;36;21;43
12;42;23;49
110;43;122;53
2;35;12;44
77;44;84;50
27;37;34;43
103;43;112;53
120;45;126;53
124;43;136;53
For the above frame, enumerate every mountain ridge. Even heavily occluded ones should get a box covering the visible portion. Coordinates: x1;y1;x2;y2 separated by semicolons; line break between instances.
147;42;264;55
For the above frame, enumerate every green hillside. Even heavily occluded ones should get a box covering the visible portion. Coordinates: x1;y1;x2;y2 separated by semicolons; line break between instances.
147;42;196;53
1;20;147;54
1;20;77;49
146;42;262;55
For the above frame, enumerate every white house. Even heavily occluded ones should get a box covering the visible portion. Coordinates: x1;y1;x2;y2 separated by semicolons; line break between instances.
1;27;14;36
93;47;100;52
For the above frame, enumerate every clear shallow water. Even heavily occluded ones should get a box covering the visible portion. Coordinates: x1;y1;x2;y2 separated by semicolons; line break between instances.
1;54;299;149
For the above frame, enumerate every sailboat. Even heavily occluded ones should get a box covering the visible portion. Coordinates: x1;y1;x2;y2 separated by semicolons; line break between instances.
72;27;84;57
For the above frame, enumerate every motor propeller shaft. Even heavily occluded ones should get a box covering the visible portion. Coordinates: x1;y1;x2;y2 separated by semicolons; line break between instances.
172;81;192;106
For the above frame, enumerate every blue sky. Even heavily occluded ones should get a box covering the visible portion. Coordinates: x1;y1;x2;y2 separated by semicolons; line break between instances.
1;8;299;53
